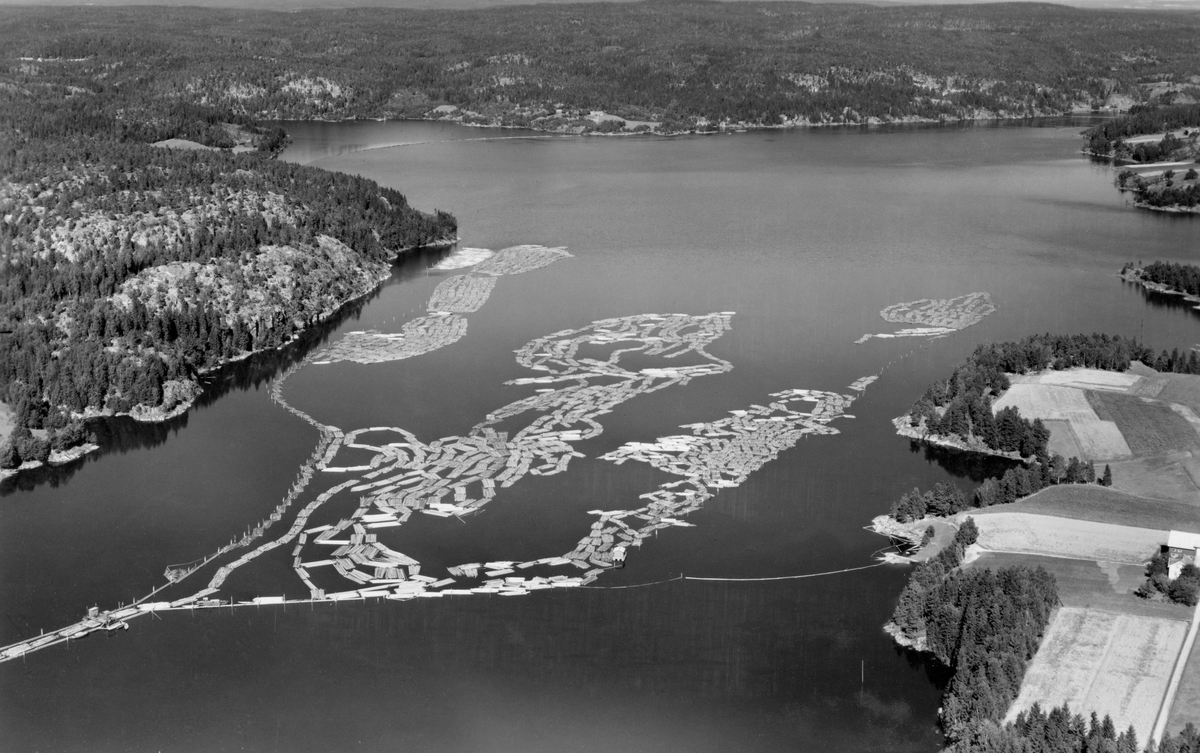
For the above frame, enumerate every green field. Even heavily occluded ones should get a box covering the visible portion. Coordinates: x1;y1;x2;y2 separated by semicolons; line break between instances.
966;551;1190;620
1087;390;1200;457
1168;623;1200;734
975;484;1200;532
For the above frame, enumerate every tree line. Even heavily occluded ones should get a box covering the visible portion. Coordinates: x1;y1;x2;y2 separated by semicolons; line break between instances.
957;704;1198;753
890;455;1112;523
889;518;1059;742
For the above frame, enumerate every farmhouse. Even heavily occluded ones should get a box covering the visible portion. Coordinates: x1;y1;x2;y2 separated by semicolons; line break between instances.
1165;530;1200;579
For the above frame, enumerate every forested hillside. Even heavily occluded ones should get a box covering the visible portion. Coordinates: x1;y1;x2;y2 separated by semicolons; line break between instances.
2;1;1199;134
0;9;458;469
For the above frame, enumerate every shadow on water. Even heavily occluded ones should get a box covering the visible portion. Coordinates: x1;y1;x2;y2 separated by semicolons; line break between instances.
908;440;1022;485
0;245;457;497
1125;278;1200;321
894;643;953;692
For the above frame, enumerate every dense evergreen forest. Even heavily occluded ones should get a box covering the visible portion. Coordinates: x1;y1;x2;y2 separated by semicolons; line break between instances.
1;1;1199;134
0;11;459;467
889;519;1058;742
1125;260;1200;300
906;334;1157;458
957;706;1197;753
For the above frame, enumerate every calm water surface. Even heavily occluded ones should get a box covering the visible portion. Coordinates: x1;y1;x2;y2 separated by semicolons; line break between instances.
1;120;1197;753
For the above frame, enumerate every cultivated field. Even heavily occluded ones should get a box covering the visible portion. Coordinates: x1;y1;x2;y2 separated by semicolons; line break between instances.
1167;622;1200;734
968;512;1164;564
992;383;1132;460
966;551;1189;620
994;383;1096;420
992;485;1200;532
1088;391;1200;457
1006;607;1188;742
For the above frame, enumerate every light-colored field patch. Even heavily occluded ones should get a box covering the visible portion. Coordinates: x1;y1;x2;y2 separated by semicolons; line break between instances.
1007;608;1187;741
0;401;13;441
1072;417;1135;460
1044;418;1084;460
969;512;1164;564
1010;368;1142;393
993;384;1131;460
993;383;1096;420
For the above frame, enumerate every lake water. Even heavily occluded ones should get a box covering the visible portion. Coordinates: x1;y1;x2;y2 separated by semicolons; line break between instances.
2;120;1197;753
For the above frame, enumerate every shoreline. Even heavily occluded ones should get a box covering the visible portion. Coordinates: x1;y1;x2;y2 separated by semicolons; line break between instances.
0;443;100;481
283;109;1109;141
891;415;1027;462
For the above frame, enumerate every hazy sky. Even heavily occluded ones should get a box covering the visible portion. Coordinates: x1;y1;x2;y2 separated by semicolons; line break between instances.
0;0;1197;11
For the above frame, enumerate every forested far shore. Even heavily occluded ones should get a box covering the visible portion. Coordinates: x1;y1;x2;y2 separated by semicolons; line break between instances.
2;2;1200;139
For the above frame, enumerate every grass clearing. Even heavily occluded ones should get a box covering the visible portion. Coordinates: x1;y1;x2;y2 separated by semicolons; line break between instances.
986;484;1200;531
1007;607;1187;741
1088;391;1200;456
966;551;1190;619
968;512;1164;564
1108;456;1200;505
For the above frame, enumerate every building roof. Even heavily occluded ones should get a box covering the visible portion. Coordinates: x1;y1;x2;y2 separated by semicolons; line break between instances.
1167;530;1200;550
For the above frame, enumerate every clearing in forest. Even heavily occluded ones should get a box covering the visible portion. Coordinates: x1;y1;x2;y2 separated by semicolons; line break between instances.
1006;607;1187;742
